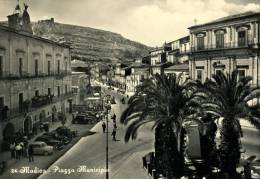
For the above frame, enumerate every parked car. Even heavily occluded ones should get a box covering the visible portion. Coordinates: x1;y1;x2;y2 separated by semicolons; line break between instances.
117;89;125;94
35;135;63;150
55;126;77;139
29;142;54;156
106;94;116;104
72;112;98;124
42;131;70;145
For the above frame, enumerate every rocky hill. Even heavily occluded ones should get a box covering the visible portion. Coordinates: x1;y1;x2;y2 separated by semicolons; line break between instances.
31;19;151;64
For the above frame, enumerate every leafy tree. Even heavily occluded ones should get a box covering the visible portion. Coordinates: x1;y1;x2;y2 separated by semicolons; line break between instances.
198;70;260;177
120;73;202;178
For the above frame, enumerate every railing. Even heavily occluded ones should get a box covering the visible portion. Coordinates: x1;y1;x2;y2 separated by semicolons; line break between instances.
3;92;75;120
191;41;256;52
0;71;71;80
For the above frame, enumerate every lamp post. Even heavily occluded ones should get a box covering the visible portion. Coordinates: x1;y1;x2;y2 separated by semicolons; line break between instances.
104;100;111;179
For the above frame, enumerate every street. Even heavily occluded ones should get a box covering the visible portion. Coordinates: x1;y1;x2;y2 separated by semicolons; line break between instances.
38;85;154;179
36;84;260;179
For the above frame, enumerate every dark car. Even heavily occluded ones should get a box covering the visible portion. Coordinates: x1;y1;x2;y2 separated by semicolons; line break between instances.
42;131;70;145
55;126;77;139
72;112;98;124
35;136;63;150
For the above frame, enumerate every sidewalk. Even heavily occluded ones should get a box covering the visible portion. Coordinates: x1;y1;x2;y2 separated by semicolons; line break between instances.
0;113;78;178
111;149;152;179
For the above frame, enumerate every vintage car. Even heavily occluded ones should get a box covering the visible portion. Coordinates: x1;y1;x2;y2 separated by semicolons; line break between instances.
29;142;54;156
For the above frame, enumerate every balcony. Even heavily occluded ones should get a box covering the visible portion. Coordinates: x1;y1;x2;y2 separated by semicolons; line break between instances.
0;71;71;81
191;40;256;52
5;92;75;120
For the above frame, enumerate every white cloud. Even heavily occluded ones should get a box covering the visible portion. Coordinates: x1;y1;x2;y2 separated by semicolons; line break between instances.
0;0;260;47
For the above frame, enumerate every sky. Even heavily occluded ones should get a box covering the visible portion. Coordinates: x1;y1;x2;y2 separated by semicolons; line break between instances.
0;0;260;47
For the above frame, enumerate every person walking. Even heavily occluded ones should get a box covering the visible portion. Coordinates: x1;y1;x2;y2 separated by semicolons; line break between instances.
111;128;117;141
113;121;117;129
28;145;34;162
15;143;22;160
102;122;106;133
112;113;116;123
10;142;16;159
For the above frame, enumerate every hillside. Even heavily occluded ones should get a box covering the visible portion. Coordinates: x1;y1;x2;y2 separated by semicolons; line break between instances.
31;19;152;64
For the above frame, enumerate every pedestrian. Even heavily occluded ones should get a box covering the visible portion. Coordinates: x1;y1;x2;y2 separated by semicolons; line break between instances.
10;142;16;159
111;128;117;141
102;122;106;133
15;144;22;160
112;114;116;123
113;122;117;129
28;145;34;162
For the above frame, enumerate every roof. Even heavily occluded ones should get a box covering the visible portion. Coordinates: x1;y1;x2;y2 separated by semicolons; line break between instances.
189;11;260;29
165;63;189;71
0;24;70;48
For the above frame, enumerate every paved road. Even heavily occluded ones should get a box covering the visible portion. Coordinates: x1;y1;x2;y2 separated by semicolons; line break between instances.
38;86;154;179
38;82;260;179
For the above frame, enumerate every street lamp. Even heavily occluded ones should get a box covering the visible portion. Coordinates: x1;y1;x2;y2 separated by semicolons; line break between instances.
104;100;111;179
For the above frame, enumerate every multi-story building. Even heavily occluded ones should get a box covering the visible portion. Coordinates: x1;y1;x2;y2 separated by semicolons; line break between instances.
189;11;260;85
149;43;171;75
179;36;190;63
0;4;72;148
167;40;179;64
114;63;128;88
126;61;150;95
166;36;190;64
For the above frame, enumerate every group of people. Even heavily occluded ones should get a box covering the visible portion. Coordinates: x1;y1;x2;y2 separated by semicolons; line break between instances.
9;136;34;162
102;113;118;141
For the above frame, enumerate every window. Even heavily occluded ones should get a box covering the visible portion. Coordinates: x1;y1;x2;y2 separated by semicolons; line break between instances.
0;56;2;78
184;44;187;52
216;31;224;48
197;36;205;50
238;31;246;47
230;27;232;41
19;58;23;76
57;86;60;97
196;70;203;81
0;97;4;109
35;59;38;76
238;69;246;81
65;85;68;94
215;69;223;76
253;23;256;38
48;88;51;95
47;61;51;76
35;90;39;97
65;62;67;73
19;93;23;113
57;60;60;74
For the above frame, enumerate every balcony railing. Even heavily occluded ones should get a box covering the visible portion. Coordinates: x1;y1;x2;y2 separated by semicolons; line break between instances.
0;71;71;80
4;92;75;120
191;41;256;52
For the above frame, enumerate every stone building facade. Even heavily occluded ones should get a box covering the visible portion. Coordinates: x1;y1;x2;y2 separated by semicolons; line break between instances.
189;11;260;85
0;4;72;149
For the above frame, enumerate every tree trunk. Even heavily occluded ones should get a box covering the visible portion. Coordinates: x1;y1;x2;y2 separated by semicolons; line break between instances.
155;123;184;178
219;118;241;177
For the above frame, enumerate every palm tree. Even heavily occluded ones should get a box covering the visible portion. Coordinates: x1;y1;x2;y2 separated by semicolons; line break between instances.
198;70;260;177
120;73;202;178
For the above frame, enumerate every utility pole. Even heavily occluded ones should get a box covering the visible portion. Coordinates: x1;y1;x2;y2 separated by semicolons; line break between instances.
105;99;111;179
106;104;109;179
